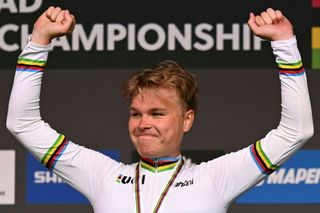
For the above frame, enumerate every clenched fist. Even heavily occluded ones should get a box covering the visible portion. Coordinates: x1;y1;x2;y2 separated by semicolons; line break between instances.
247;8;293;41
31;6;76;45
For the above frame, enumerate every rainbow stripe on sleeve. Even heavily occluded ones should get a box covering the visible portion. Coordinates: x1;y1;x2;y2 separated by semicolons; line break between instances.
249;140;279;175
16;57;46;73
277;60;305;76
41;134;69;170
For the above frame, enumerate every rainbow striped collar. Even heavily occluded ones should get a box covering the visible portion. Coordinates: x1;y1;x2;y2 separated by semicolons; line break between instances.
140;156;181;173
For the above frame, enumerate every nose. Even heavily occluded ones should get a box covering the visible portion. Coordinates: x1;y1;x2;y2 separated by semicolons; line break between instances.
138;115;152;130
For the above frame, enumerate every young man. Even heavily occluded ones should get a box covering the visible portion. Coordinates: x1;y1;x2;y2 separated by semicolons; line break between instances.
7;6;313;213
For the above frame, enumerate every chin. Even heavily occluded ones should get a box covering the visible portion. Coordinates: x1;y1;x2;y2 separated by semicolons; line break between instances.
135;142;160;158
137;149;159;158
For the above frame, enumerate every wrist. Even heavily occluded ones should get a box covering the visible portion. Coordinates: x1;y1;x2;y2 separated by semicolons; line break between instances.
31;31;52;45
272;33;294;41
271;36;301;63
27;35;54;51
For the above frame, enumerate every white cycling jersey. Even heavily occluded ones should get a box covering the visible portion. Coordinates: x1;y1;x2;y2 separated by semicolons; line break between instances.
7;36;313;213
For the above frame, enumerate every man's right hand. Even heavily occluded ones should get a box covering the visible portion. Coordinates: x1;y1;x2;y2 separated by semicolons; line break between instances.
31;6;75;45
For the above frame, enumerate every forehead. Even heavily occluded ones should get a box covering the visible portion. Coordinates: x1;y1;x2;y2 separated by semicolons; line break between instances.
131;87;182;109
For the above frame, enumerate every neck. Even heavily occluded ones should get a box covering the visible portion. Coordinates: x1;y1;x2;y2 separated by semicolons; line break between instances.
141;155;181;163
139;155;182;173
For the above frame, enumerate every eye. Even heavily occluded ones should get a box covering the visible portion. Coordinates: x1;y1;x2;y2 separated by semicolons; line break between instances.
152;112;164;117
130;112;141;118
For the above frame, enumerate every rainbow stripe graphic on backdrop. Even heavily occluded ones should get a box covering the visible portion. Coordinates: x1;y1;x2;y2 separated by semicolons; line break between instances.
312;27;320;69
312;0;320;69
313;0;320;7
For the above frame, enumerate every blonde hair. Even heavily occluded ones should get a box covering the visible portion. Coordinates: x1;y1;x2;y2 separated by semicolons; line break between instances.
122;60;198;112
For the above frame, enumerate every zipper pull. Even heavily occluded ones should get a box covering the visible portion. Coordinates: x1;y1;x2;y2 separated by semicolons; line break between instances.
154;158;159;173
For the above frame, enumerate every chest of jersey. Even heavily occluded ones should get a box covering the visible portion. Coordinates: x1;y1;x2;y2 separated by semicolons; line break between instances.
93;166;227;213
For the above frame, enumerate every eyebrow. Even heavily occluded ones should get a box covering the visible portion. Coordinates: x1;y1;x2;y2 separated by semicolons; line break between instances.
130;107;167;112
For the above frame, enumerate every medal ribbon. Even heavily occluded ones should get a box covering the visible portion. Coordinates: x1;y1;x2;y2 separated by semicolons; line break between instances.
135;158;184;213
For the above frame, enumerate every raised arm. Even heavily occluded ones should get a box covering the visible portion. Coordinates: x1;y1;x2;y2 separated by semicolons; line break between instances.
6;7;121;203
204;8;314;205
247;8;314;166
6;6;76;165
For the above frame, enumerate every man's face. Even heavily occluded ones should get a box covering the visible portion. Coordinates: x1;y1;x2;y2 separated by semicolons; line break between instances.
128;87;194;158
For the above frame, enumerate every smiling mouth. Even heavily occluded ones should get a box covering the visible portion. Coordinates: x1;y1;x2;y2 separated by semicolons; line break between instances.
137;133;158;140
138;134;156;137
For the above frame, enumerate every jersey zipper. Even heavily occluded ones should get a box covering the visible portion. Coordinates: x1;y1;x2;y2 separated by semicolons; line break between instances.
154;158;159;173
150;158;159;212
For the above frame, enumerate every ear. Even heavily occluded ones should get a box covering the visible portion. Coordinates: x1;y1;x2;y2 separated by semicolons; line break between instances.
183;109;195;132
